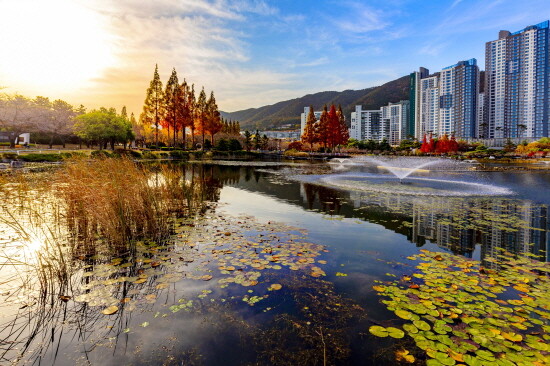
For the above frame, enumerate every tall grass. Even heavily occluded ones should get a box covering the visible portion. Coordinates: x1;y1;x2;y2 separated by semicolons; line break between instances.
58;157;196;248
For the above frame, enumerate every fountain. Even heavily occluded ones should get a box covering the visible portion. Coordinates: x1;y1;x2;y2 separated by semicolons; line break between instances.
324;156;513;196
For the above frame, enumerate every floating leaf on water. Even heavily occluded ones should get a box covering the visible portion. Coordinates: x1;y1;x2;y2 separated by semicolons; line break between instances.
201;275;213;281
369;325;389;337
269;284;282;291
101;306;119;315
140;322;149;327
501;332;522;342
395;349;415;363
395;309;413;320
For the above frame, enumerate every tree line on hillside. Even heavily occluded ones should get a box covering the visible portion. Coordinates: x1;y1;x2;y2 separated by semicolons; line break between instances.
301;104;349;151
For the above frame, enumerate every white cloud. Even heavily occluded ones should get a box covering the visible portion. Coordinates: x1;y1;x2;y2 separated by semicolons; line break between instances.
332;2;389;34
418;42;449;56
63;0;299;113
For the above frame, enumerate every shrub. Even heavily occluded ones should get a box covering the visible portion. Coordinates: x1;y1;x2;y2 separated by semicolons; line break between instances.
216;138;229;151
19;153;63;162
141;151;158;159
169;150;189;160
60;152;87;159
1;153;18;160
287;141;303;151
283;149;309;157
228;139;242;151
91;150;113;158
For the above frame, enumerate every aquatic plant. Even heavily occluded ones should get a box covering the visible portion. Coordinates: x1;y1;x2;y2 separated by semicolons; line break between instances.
370;249;550;365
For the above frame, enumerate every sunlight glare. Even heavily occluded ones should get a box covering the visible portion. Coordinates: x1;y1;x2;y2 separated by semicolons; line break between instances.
0;0;115;94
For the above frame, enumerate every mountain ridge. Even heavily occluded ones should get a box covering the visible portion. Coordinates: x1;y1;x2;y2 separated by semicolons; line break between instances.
221;75;410;130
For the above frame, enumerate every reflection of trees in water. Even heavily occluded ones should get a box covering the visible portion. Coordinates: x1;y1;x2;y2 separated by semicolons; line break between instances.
0;164;223;364
302;183;342;215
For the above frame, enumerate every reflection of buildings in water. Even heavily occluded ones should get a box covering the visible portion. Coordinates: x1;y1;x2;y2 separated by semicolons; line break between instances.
412;198;549;266
480;203;549;268
343;190;548;264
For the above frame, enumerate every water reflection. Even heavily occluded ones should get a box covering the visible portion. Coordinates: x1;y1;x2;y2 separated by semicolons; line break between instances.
0;162;548;365
216;165;549;268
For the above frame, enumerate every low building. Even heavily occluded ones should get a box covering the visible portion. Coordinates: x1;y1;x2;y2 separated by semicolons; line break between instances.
262;130;301;140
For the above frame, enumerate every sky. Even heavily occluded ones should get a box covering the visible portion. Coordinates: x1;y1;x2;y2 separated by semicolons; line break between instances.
0;0;549;116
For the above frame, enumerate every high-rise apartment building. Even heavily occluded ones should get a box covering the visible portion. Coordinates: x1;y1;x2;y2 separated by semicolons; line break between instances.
418;72;440;139
350;106;382;141
484;21;550;139
411;60;480;140
409;67;429;139
440;59;479;138
381;100;410;145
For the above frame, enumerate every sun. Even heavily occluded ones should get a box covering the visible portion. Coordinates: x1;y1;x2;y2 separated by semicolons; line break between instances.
0;0;115;95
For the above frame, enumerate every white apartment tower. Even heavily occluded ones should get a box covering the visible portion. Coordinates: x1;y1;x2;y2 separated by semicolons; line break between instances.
484;21;550;139
418;73;440;139
381;101;410;145
350;106;382;141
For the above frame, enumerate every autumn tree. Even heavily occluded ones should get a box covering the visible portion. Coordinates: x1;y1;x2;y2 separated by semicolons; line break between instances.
46;99;77;148
301;105;316;151
336;104;349;148
178;79;193;148
205;91;222;145
0;94;42;148
194;87;208;149
315;104;329;149
187;84;197;148
142;64;164;146
163;68;186;147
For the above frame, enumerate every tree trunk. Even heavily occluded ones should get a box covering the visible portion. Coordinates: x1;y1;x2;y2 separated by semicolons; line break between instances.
174;127;177;147
110;139;115;150
49;134;55;149
191;128;195;149
211;133;215;147
182;128;186;150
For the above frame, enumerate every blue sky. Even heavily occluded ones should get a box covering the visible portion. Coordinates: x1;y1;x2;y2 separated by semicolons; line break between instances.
1;0;549;114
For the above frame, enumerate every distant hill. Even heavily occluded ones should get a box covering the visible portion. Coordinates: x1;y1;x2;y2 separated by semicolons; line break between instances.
221;75;410;130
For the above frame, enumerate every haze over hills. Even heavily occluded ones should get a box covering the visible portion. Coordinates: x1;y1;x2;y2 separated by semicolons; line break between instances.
221;75;410;130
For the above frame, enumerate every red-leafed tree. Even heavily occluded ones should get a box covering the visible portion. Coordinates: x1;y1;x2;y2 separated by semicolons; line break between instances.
315;104;329;149
420;134;436;153
435;134;450;154
326;104;340;148
205;91;222;145
448;135;459;153
336;104;349;147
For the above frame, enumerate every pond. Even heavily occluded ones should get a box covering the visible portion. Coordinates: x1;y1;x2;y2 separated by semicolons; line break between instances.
0;158;549;365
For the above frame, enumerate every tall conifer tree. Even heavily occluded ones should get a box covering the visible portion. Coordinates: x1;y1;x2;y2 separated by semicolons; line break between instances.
142;64;164;146
302;105;316;151
206;91;222;145
164;68;185;146
195;87;207;149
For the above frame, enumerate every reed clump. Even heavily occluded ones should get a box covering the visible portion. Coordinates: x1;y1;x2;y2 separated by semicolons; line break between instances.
57;157;192;247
